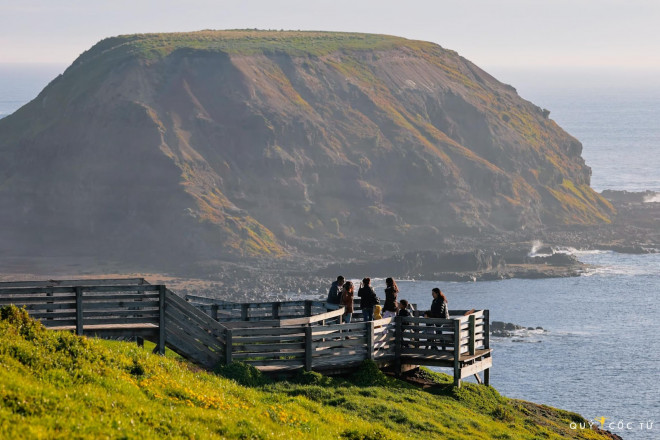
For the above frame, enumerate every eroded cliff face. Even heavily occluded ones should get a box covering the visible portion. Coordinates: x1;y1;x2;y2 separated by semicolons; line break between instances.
0;31;614;262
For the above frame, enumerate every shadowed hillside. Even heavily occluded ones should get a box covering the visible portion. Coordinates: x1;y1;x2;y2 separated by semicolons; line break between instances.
0;30;614;264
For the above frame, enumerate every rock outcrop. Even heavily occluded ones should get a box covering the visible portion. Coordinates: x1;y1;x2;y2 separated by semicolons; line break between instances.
0;31;614;264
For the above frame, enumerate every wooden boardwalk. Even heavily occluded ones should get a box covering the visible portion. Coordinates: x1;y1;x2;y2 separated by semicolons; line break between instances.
0;278;491;387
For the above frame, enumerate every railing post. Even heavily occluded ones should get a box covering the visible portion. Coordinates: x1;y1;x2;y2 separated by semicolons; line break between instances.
211;304;219;321
75;287;84;336
158;285;166;355
241;304;249;321
272;303;280;320
484;310;490;386
305;325;313;371
367;321;375;360
304;300;312;317
469;314;476;356
394;316;402;376
453;319;461;387
46;288;54;320
225;328;233;365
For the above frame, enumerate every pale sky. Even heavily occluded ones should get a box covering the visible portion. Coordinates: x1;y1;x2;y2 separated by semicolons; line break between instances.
1;0;660;75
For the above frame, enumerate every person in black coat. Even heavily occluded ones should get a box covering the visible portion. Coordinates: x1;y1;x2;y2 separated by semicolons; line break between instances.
397;299;411;317
428;288;450;350
383;277;399;318
429;288;449;319
326;276;345;305
357;277;379;321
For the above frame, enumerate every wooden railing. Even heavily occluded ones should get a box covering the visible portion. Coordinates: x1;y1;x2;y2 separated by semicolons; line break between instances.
0;279;227;369
0;282;163;334
223;317;396;372
162;290;226;368
185;295;330;322
1;279;489;386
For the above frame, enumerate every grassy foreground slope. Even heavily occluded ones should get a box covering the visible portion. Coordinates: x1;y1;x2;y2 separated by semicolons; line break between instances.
0;306;608;439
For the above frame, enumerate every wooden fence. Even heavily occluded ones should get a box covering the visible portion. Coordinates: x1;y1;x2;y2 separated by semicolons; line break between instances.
1;279;490;386
223;317;396;373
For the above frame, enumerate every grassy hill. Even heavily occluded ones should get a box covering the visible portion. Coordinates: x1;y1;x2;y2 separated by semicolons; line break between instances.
0;305;611;439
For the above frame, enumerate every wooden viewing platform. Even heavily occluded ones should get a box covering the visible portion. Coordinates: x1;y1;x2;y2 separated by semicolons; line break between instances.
0;278;491;387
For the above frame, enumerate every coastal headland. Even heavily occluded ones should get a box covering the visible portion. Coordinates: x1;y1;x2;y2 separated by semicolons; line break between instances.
0;31;657;298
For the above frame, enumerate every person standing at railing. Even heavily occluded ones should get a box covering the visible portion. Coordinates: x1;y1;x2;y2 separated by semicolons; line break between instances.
382;277;399;319
340;281;355;323
326;276;345;305
397;299;411;317
427;288;450;350
358;277;379;321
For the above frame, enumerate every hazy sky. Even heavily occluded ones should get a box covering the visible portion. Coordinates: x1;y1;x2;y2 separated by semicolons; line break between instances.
1;0;659;75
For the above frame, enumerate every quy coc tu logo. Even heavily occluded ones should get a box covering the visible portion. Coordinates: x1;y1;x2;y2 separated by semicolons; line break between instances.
569;416;654;431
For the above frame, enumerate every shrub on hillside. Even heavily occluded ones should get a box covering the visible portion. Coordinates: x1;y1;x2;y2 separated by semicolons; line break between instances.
215;361;271;387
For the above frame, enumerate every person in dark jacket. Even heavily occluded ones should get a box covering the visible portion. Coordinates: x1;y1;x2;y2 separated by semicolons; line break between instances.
397;299;411;317
340;281;355;323
429;288;449;319
357;277;379;321
383;277;399;318
428;287;450;350
326;276;345;305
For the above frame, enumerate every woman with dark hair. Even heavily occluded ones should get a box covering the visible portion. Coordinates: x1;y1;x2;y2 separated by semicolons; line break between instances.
428;287;450;350
358;277;379;321
383;277;399;319
340;281;355;323
430;288;449;319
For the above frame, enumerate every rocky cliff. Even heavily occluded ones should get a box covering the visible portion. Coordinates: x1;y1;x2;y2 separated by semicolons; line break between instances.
0;31;614;263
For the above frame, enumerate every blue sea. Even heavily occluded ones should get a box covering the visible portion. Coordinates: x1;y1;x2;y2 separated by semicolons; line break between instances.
2;64;660;438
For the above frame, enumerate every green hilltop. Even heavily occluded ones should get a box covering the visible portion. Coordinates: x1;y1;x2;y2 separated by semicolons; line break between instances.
78;30;439;61
0;306;611;439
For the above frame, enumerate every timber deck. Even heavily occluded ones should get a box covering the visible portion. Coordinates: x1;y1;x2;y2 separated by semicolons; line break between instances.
1;278;492;387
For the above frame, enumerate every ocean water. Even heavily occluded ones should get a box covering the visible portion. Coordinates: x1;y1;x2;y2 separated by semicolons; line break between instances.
368;251;660;439
2;65;660;438
0;63;65;119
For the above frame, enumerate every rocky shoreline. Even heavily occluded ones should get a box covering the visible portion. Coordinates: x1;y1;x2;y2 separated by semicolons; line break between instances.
0;190;657;302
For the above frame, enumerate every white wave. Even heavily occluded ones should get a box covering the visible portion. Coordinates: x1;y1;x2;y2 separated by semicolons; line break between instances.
643;193;660;203
582;264;648;277
572;249;610;256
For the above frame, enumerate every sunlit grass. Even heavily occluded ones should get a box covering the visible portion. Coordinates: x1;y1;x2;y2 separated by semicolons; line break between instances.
0;306;610;439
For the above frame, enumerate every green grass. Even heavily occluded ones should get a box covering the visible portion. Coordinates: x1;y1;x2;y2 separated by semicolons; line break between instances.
0;305;610;439
77;30;439;62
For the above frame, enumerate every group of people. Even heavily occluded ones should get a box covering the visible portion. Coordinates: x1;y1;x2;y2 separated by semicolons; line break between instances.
326;275;449;323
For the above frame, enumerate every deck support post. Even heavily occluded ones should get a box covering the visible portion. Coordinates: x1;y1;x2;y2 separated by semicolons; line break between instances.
225;328;233;365
395;317;402;377
305;325;313;371
468;314;476;356
158;285;166;355
453;319;461;387
484;309;490;386
367;321;375;360
75;287;83;336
